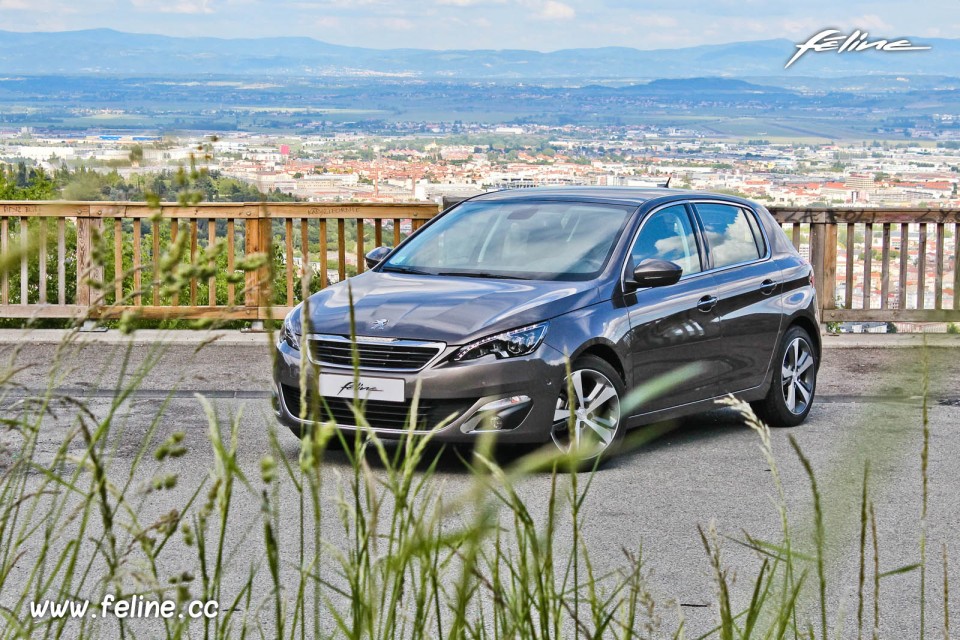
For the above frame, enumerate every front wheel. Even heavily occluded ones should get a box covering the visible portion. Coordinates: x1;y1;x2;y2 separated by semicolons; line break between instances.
550;355;626;462
752;325;818;428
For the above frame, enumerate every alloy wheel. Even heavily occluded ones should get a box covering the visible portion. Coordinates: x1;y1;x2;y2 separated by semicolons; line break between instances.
551;368;621;457
781;337;815;415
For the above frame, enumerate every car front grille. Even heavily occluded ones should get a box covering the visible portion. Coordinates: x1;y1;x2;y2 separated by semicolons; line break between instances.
280;383;467;432
307;335;444;371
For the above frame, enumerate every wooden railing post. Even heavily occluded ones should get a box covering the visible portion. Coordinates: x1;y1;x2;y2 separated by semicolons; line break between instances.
93;218;104;306
244;206;274;319
244;209;261;309
808;216;838;330
75;214;105;313
0;217;8;305
809;221;825;314
823;221;838;312
259;210;274;314
76;215;92;309
955;221;960;312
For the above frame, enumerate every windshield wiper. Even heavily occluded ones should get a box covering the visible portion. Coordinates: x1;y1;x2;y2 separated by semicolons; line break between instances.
436;271;528;280
381;265;435;275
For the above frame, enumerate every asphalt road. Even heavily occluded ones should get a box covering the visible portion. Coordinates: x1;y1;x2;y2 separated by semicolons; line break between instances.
1;330;959;638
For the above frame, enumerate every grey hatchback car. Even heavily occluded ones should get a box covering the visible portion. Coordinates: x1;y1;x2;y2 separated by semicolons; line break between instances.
273;187;819;459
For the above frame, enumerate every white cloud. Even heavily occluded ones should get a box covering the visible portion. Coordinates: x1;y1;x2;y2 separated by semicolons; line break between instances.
130;0;215;14
0;0;79;10
297;0;392;6
780;18;824;37
632;14;678;28
737;19;768;35
855;14;894;33
441;13;496;31
536;0;574;20
370;17;415;30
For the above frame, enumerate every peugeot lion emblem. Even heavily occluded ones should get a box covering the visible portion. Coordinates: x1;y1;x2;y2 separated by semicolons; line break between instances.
370;319;389;331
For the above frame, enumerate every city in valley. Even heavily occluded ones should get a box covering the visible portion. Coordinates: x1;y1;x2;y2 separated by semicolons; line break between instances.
1;123;958;331
5;124;959;207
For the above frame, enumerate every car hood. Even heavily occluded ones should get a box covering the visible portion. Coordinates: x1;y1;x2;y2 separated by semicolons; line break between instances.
301;271;600;344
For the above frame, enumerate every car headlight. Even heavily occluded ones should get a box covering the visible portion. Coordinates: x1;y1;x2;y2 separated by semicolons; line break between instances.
453;323;548;362
279;311;301;351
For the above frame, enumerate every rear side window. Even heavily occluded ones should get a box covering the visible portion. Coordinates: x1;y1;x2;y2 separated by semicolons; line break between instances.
695;203;763;269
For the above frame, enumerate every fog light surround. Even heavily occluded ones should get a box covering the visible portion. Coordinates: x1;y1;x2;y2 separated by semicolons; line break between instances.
271;386;282;417
461;395;532;433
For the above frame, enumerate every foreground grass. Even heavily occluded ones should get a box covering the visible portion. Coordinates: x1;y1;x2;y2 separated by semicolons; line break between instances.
0;328;950;639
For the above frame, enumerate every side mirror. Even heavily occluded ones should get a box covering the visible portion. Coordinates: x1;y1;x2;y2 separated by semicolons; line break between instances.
630;258;683;289
365;246;392;269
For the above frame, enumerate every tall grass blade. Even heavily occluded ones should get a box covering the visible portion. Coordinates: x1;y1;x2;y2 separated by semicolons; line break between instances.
920;335;930;640
857;461;870;640
789;436;826;640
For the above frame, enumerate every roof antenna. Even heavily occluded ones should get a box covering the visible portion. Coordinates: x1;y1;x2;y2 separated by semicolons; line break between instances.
664;176;671;188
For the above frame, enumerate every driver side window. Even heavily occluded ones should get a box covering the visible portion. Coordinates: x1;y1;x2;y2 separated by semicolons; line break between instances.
631;205;702;276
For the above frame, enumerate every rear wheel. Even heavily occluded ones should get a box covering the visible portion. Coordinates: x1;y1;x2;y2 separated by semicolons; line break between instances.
550;355;625;462
752;325;817;428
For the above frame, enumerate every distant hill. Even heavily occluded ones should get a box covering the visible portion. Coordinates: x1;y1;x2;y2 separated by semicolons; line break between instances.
0;29;956;79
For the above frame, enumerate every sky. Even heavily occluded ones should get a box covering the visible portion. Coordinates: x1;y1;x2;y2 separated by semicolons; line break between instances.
0;0;957;51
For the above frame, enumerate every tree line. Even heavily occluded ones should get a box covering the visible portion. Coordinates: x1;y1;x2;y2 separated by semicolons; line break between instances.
0;162;299;203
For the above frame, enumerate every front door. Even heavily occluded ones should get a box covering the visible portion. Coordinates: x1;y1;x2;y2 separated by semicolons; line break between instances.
624;204;722;415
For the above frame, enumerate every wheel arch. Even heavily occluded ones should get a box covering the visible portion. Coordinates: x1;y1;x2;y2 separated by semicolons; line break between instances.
787;314;821;362
570;341;627;385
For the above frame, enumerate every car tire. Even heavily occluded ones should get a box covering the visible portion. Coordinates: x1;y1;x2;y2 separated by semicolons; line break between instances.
752;325;818;428
550;355;626;464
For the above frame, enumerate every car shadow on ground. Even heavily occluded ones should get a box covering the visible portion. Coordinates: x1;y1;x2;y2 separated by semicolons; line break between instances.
602;407;750;471
278;407;751;475
280;435;540;476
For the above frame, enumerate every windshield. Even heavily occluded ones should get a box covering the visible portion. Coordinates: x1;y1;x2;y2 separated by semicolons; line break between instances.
381;200;634;281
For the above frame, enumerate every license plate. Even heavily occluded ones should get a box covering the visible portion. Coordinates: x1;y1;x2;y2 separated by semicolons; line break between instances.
319;373;405;403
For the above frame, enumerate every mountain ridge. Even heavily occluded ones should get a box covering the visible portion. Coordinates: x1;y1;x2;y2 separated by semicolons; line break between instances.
0;29;954;79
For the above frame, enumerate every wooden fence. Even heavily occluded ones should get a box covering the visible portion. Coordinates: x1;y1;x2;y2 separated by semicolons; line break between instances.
768;207;960;324
0;201;435;322
0;201;958;325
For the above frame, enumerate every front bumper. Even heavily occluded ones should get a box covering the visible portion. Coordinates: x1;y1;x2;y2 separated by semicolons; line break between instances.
271;338;567;444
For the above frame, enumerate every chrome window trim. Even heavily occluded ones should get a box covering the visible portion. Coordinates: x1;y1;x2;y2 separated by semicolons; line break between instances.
305;334;447;372
620;199;774;291
690;200;771;270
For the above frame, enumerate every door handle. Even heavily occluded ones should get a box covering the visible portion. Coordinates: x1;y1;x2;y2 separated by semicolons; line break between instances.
697;295;718;313
759;279;778;295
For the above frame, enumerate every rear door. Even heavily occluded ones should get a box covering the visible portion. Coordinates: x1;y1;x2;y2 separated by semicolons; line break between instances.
624;203;722;414
692;202;783;393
